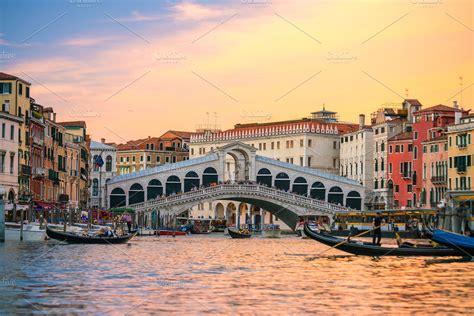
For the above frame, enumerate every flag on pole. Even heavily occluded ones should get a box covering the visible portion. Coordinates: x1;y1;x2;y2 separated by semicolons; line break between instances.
95;155;104;168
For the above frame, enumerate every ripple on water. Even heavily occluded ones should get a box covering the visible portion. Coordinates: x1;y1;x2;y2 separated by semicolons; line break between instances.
0;235;473;314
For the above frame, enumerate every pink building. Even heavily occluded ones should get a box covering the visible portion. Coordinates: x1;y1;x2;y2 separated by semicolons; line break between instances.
421;128;448;209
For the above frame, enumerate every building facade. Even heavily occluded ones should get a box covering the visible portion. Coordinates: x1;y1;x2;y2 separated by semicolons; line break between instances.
0;72;31;209
339;114;374;192
116;130;191;175
90;139;117;209
387;131;414;208
444;114;474;232
411;103;468;207
421;132;448;209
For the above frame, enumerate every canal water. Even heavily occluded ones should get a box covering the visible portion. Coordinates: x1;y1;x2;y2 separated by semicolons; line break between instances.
0;234;472;315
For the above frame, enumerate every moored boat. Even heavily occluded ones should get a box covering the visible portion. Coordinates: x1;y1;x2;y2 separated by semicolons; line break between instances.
426;229;474;256
46;226;136;244
228;227;251;239
303;224;462;257
159;229;187;236
5;222;46;241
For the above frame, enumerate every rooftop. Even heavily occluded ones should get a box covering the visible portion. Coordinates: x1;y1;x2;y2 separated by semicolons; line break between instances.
58;121;87;128
388;131;413;142
0;72;31;85
90;140;116;151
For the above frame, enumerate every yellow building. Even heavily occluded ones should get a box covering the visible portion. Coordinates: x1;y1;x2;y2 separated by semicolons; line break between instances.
445;114;474;232
58;121;89;209
0;72;31;199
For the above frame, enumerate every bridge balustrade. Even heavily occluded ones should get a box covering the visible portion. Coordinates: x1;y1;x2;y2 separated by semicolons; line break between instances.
129;184;351;214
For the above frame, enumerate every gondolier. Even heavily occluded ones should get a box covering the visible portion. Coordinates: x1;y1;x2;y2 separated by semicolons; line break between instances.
373;212;383;245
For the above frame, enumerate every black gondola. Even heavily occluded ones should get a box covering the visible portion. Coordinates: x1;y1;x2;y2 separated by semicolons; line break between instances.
303;224;462;257
228;228;251;239
46;226;137;244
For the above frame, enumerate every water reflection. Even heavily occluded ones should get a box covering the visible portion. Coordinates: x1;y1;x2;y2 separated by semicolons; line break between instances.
0;235;473;314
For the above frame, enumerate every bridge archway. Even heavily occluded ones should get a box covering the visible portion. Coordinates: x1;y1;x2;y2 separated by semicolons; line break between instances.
147;179;163;200
166;176;181;195
256;168;272;187
202;167;218;187
129;183;144;205
328;186;343;205
310;182;325;200
110;188;126;208
292;177;308;195
275;172;290;191
184;171;200;192
226;202;237;224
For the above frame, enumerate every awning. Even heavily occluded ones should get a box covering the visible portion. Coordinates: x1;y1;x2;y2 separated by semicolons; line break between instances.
453;195;474;201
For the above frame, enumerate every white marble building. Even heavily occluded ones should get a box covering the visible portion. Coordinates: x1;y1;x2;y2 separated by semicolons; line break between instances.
89;139;117;209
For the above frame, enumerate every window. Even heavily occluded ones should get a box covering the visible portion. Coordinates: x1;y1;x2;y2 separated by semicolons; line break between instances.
333;141;337;149
300;139;304;147
106;156;112;172
165;156;170;163
307;156;312;167
120;157;123;163
414;131;418;140
1;123;5;138
380;142;385;152
92;179;99;196
413;146;418;159
156;156;161;163
0;152;5;173
277;141;280;149
2;100;10;112
271;142;274;150
1;83;12;94
147;155;151;162
395;185;399;193
389;145;393;153
9;153;14;174
140;156;143;162
408;184;413;192
308;139;312;147
381;127;385;133
19;83;23;95
300;156;303;166
26;86;30;98
389;163;393;173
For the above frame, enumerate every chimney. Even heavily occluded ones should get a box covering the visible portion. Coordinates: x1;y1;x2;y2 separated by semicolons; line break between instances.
455;111;461;125
101;138;105;144
453;100;459;109
359;114;365;130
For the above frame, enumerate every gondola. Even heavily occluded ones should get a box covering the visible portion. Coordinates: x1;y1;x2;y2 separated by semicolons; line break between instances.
303;224;462;257
46;226;137;244
228;228;252;239
426;228;474;256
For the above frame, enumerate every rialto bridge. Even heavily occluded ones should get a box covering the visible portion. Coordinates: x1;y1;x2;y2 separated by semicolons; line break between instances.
107;142;365;229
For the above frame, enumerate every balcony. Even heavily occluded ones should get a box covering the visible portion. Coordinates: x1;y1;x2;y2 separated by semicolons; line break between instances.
32;167;46;178
32;136;44;147
431;175;447;184
457;165;467;174
402;172;413;179
20;164;31;176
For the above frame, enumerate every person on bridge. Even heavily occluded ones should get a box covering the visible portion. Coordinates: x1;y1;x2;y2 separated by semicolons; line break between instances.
372;212;383;245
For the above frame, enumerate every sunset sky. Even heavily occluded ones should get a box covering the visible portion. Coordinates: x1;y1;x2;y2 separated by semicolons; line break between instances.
1;0;472;143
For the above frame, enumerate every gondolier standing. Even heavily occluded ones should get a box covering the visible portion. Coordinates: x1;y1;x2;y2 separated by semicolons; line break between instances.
373;212;383;245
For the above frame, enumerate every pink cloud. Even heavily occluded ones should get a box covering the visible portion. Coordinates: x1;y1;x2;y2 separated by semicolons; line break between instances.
172;1;228;21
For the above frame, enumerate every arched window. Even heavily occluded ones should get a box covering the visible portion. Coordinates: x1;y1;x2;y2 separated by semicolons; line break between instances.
166;175;181;195
110;188;126;208
184;171;200;192
106;155;112;172
274;172;290;191
292;177;308;195
129;183;144;205
147;179;163;200
92;178;99;196
202;167;218;187
346;191;361;210
328;186;343;205
310;182;325;200
256;168;272;187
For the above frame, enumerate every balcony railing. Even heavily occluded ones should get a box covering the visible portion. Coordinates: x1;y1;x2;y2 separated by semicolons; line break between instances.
32;136;44;146
32;167;46;178
431;175;447;184
457;165;467;174
402;171;413;179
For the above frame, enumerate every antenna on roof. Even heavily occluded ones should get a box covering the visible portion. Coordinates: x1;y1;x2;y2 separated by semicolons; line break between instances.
459;76;463;107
